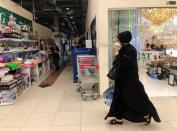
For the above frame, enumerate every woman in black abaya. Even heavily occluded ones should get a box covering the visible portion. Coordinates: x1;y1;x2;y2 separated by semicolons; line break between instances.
105;31;161;125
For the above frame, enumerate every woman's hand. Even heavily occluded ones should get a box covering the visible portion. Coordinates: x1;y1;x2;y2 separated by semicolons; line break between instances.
113;42;121;55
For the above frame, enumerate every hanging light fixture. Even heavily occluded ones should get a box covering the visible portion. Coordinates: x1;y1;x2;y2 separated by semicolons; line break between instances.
142;8;177;25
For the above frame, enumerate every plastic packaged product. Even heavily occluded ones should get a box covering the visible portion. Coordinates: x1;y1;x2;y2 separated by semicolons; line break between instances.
0;33;4;38
103;84;114;106
1;75;13;83
0;63;5;68
0;70;9;78
3;57;11;63
0;47;4;53
11;61;22;66
6;63;19;70
0;57;4;62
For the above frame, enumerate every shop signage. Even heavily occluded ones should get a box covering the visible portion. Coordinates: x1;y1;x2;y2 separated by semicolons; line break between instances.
0;6;32;30
167;1;176;5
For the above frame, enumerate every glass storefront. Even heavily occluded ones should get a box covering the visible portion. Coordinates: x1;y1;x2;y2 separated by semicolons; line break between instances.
108;9;141;70
108;8;177;69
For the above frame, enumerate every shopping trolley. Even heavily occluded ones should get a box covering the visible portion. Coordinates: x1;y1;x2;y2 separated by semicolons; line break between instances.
77;55;99;101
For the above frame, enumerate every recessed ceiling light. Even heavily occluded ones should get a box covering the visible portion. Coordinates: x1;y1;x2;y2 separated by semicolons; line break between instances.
72;22;75;24
66;8;70;10
34;17;38;20
66;12;70;14
70;16;73;19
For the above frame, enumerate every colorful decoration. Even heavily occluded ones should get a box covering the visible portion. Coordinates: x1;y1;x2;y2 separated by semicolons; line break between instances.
0;6;32;31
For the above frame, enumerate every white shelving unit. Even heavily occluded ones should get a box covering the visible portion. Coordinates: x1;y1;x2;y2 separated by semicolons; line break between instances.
0;49;38;54
0;38;50;105
0;38;37;43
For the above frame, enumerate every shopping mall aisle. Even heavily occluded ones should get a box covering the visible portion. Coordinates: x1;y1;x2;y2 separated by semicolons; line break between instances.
0;65;177;131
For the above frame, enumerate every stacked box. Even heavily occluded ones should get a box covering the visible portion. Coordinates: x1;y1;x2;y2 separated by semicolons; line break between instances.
0;80;17;105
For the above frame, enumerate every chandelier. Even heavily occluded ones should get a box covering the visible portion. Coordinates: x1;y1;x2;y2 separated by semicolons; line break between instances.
142;8;177;25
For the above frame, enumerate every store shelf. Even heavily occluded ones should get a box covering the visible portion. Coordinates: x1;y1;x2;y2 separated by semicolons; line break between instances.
0;80;17;87
23;86;31;94
0;49;38;54
0;86;31;106
0;38;37;42
0;59;50;106
0;99;17;106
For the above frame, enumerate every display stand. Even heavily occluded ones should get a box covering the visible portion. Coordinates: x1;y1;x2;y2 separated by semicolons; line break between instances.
0;38;36;43
168;74;176;86
0;38;50;105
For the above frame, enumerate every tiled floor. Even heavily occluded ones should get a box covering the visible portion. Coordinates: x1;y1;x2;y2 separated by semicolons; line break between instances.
139;65;177;97
0;65;177;131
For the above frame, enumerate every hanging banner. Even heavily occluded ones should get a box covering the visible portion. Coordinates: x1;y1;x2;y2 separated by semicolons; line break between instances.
0;6;32;30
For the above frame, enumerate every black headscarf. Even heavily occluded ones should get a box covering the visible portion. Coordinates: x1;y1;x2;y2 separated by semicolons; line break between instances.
117;31;132;44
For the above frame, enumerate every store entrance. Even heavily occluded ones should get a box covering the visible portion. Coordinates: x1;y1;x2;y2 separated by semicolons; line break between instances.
108;8;177;96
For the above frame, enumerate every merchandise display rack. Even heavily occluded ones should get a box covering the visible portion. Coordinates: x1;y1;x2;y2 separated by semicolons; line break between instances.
0;49;38;54
34;57;50;81
0;38;50;105
0;38;37;43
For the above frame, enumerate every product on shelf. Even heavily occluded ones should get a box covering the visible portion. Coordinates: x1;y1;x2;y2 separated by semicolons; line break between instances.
8;14;16;30
0;80;17;105
21;24;28;32
24;59;37;68
2;56;11;63
0;47;4;53
0;57;4;62
0;33;4;39
2;32;22;39
1;74;13;83
6;63;19;70
3;26;12;33
0;70;9;78
0;63;5;68
16;78;23;97
11;61;23;66
21;32;29;39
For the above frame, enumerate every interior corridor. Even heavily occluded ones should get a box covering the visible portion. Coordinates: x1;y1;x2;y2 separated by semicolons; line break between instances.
0;65;177;131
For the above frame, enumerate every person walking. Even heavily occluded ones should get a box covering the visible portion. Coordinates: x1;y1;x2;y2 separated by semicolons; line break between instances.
105;31;161;125
50;44;60;70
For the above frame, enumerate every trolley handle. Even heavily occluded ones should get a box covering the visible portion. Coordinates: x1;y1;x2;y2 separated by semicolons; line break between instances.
79;65;99;70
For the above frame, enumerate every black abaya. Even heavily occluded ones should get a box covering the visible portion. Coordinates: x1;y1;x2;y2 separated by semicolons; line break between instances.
105;44;161;123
